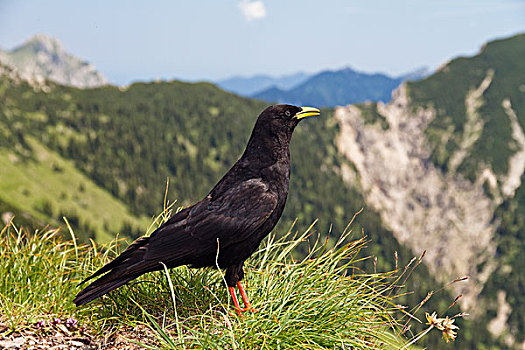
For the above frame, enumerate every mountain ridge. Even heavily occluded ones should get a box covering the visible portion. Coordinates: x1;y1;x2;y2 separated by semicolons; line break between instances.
251;66;429;107
216;72;310;96
0;34;108;88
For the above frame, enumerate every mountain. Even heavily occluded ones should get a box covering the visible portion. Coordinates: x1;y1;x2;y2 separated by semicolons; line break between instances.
334;33;525;348
252;67;408;107
1;33;523;348
0;34;108;88
216;72;310;96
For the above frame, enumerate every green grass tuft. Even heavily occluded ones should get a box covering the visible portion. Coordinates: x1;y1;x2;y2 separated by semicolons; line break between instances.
0;213;426;349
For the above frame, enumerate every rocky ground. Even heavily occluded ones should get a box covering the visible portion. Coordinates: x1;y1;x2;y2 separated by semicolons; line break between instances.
0;322;159;349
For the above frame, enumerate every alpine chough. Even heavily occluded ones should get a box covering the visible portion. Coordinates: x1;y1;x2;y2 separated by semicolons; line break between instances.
74;104;321;314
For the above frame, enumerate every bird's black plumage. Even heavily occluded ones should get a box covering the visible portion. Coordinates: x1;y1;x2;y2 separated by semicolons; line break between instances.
74;104;319;306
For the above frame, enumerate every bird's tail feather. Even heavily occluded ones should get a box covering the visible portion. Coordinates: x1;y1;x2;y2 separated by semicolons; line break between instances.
73;273;139;306
80;236;150;285
74;236;154;306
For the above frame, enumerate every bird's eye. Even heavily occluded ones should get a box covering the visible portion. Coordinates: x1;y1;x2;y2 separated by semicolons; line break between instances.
285;111;291;117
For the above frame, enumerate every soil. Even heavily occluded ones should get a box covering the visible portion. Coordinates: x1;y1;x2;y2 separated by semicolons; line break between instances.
0;322;160;349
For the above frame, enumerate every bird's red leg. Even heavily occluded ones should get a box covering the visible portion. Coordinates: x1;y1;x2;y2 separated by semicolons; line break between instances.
237;281;255;313
228;286;243;316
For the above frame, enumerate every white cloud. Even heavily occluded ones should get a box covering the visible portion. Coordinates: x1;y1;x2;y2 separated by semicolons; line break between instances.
238;0;266;21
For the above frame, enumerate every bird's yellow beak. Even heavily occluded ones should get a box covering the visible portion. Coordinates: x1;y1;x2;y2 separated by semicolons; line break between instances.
295;106;321;120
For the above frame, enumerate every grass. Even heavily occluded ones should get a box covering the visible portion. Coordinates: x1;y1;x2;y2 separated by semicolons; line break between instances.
0;210;440;349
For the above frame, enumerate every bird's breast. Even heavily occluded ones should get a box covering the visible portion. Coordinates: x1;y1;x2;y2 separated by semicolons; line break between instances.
262;160;290;194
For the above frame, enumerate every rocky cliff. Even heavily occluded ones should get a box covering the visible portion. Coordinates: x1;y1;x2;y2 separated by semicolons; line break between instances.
335;85;496;310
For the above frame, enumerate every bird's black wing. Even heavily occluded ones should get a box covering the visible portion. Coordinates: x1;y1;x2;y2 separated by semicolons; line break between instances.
74;177;277;306
144;177;278;263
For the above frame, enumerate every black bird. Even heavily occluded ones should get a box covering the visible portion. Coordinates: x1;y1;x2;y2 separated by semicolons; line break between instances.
74;104;320;313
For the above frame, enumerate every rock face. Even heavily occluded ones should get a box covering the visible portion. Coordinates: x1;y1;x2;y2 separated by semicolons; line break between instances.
334;85;497;311
0;34;108;88
501;98;525;198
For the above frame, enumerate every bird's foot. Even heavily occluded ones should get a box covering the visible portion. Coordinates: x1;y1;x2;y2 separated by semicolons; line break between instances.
229;306;256;318
229;309;243;318
238;304;257;313
228;285;257;317
236;281;256;313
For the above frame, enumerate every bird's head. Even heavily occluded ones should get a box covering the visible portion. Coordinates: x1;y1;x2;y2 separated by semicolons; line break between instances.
244;104;320;161
255;104;320;137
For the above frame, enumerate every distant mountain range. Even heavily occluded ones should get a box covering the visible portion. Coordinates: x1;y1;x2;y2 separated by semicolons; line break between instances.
1;34;429;107
216;72;310;96
0;34;108;88
217;67;429;107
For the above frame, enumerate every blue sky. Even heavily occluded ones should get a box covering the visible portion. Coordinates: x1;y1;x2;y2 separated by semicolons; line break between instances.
0;0;523;84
